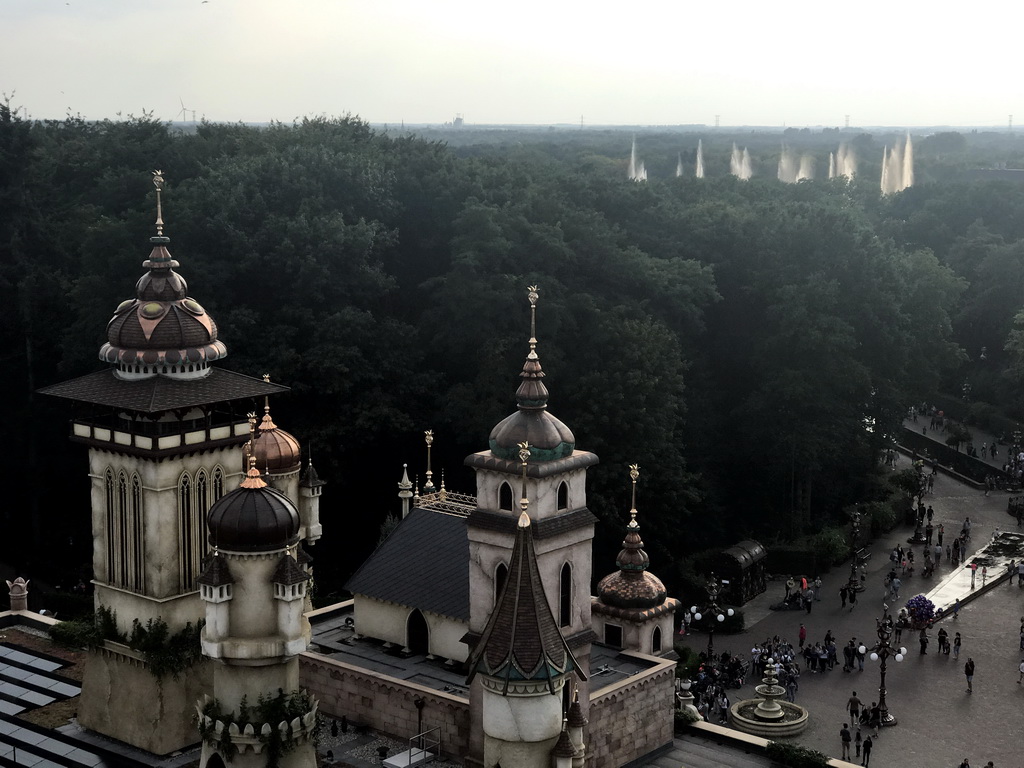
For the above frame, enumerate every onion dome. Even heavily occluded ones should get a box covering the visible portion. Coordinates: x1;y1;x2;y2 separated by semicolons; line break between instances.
467;510;584;692
245;389;302;474
207;457;300;552
99;172;226;380
489;286;575;462
597;466;667;610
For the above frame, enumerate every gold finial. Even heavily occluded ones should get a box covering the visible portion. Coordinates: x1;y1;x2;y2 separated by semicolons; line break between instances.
424;430;434;491
628;463;640;527
439;469;447;501
152;170;165;236
527;285;539;355
518;440;531;514
240;453;267;489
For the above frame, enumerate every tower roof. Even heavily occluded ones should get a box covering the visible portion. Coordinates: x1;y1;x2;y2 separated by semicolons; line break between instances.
98;171;227;379
207;459;300;552
488;286;575;463
597;466;667;610
466;510;583;693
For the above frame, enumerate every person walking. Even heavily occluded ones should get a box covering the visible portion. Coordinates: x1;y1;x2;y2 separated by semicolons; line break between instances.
938;524;945;546
953;598;961;619
840;723;852;761
799;623;807;648
861;735;873;767
919;627;929;654
814;576;822;601
840;585;848;608
970;562;978;589
965;657;975;693
854;725;862;759
953;632;962;660
847;691;862;722
849;588;857;611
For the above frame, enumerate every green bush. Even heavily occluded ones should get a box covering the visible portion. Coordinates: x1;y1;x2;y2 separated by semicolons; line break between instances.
765;547;822;577
674;708;699;731
49;617;100;649
674;644;701;678
765;741;830;768
810;526;849;567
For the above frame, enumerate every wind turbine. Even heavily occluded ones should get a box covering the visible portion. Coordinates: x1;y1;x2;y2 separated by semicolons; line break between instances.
178;97;196;123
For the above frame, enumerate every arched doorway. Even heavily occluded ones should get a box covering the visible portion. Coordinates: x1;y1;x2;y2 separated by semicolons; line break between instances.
407;609;429;656
206;754;227;768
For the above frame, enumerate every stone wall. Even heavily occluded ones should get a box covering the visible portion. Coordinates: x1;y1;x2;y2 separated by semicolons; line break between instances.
300;652;472;760
587;653;676;768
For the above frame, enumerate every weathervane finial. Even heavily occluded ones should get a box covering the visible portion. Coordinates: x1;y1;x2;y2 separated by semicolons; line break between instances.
628;463;640;526
152;170;165;236
527;285;539;356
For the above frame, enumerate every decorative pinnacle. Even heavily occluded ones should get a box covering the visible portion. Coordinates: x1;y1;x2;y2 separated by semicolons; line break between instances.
262;373;272;415
527;285;539;357
152;170;165;236
518;440;531;513
628;463;640;528
423;430;434;491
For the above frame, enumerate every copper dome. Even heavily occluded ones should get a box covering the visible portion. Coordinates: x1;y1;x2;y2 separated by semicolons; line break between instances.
99;242;226;374
245;410;302;474
597;569;667;610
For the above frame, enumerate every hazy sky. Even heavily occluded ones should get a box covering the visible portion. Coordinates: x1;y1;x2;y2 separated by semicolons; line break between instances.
2;0;1020;127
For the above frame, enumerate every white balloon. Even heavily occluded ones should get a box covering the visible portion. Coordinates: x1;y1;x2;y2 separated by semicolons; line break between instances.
870;652;879;662
895;653;904;662
717;614;725;622
694;613;702;621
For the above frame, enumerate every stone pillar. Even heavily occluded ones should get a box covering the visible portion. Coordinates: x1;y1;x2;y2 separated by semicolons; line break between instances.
6;578;29;611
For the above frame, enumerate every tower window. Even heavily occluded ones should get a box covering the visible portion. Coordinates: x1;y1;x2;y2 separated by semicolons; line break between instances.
495;562;508;604
557;481;568;511
499;482;513;512
178;473;196;592
652;626;663;653
130;474;144;592
212;466;224;501
559;562;572;628
604;624;623;648
104;469;115;584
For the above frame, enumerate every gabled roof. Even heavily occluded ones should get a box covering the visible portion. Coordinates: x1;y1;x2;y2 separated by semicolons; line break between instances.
38;368;287;413
466;511;583;693
345;507;469;621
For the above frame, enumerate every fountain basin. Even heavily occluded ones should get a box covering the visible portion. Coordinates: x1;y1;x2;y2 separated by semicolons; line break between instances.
729;700;809;737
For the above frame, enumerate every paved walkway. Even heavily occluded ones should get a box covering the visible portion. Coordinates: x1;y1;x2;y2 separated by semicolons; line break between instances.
663;451;1024;768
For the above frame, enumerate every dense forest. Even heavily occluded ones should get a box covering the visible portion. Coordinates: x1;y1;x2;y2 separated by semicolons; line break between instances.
4;102;1024;603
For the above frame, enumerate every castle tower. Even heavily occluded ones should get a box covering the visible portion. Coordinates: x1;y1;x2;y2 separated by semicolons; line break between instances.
466;443;586;768
39;172;286;754
196;457;317;768
465;285;597;759
591;465;679;656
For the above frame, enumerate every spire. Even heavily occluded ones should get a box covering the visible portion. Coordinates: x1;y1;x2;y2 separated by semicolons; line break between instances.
467;441;585;693
515;285;549;411
398;463;413;518
616;464;649;573
240;454;268;490
260;373;278;430
423;430;435;491
152;170;167;241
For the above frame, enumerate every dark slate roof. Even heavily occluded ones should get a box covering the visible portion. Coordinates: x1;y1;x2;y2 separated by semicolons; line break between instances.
38;368;288;413
273;555;310;586
299;462;326;488
197;554;234;587
466;511;583;692
345;507;470;621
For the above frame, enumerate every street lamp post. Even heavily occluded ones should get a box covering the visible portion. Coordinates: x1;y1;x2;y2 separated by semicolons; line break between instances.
687;572;735;662
847;506;865;593
858;615;904;728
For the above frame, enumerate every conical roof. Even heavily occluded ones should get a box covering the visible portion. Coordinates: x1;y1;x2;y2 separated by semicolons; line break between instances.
466;511;583;693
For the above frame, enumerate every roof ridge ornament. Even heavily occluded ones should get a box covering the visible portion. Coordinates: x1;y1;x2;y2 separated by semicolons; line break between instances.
152;170;165;238
423;430;435;491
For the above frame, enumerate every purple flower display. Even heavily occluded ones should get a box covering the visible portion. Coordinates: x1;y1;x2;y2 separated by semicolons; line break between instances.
904;594;936;627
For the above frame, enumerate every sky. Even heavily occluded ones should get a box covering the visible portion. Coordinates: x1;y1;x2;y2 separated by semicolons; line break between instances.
2;0;1021;128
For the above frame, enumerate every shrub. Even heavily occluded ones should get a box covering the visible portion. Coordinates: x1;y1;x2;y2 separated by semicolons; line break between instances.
810;526;849;567
765;741;830;768
49;617;100;649
674;708;699;731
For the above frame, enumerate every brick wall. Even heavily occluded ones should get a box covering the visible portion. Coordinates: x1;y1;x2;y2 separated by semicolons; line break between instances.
300;653;472;760
587;657;676;768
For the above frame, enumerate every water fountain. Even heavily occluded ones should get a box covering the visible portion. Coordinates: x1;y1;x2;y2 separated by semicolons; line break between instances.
628;136;647;182
695;140;705;178
730;144;752;180
881;133;912;194
728;658;809;736
676;152;684;178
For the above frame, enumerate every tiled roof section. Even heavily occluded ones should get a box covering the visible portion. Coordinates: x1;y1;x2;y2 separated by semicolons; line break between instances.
197;554;234;587
551;726;577;758
467;506;598;540
591;595;680;622
466;512;583;692
38;368;288;413
345;507;470;621
567;691;588;727
295;544;313;566
299;462;325;488
465;450;599;478
273;554;310;586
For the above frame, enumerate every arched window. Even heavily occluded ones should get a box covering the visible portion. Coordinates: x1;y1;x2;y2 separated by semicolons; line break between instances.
104;469;115;584
557;481;569;511
652;626;663;654
495;562;508;604
559;562;572;628
407;609;429;655
196;469;210;559
212;466;224;502
130;474;144;592
117;472;129;588
178;473;195;592
499;482;513;512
